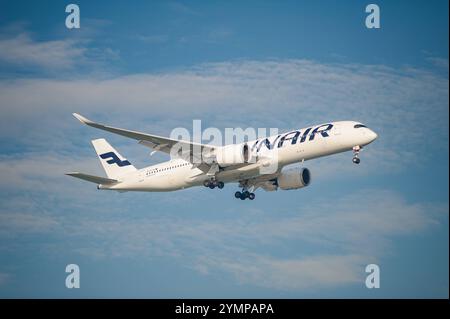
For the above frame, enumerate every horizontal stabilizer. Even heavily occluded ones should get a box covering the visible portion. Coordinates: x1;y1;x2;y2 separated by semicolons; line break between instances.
66;172;118;185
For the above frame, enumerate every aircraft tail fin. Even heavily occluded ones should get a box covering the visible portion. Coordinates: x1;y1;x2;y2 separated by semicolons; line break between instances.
91;138;137;179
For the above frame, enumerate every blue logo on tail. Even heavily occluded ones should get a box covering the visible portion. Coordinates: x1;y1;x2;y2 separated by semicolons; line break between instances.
99;152;131;167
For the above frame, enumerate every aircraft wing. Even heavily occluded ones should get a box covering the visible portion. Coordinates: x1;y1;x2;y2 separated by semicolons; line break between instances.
72;113;216;165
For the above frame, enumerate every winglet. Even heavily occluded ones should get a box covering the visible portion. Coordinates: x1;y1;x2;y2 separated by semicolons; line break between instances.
73;113;95;125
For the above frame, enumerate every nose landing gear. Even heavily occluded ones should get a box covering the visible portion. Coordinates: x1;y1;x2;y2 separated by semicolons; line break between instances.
352;146;361;164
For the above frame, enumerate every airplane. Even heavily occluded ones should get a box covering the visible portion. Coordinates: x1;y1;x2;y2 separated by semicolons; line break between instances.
66;113;378;200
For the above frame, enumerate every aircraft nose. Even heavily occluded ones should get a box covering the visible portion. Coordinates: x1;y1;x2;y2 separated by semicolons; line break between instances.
368;129;378;142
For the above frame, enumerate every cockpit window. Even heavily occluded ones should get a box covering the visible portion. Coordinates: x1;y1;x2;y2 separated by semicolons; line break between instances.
354;124;367;129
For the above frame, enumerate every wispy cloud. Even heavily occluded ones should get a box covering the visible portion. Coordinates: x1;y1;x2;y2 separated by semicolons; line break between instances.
201;254;366;290
0;24;119;74
14;189;439;290
135;34;169;44
0;212;58;236
1;184;440;290
427;57;449;69
74;190;446;290
0;33;86;70
168;2;200;16
0;59;447;171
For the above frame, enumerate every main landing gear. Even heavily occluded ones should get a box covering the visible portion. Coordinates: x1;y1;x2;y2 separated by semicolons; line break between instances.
352;145;361;164
235;190;255;200
203;179;224;189
235;180;256;200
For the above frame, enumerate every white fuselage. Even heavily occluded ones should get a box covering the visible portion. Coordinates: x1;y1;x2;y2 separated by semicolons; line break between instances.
99;121;377;192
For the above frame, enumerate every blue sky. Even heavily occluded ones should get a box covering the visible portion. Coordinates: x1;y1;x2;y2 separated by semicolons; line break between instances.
0;0;448;298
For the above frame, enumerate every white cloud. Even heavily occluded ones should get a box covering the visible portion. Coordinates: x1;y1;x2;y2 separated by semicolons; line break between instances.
1;60;446;121
5;189;433;290
0;33;86;70
0;59;447;173
0;28;120;73
0;212;58;236
202;254;366;290
240;190;441;255
0;153;99;193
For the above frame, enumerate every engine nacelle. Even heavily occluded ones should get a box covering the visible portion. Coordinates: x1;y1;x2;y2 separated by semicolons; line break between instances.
215;143;251;167
277;168;311;190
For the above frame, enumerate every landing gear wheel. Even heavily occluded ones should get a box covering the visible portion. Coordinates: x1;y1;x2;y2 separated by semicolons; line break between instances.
240;193;246;200
242;191;250;199
248;193;255;200
352;146;362;164
205;179;223;189
235;191;242;199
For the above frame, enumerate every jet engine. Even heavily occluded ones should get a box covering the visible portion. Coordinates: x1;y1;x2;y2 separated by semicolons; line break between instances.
277;167;311;190
215;143;252;167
